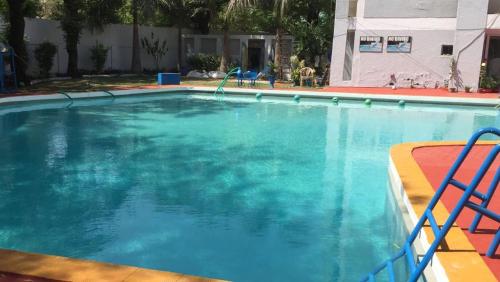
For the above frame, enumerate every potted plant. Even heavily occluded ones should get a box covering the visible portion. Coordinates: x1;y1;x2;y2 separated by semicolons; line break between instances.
448;57;458;93
479;76;498;93
267;61;277;88
464;86;472;93
478;62;499;93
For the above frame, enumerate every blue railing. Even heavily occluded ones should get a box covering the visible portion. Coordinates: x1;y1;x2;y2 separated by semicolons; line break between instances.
362;127;500;282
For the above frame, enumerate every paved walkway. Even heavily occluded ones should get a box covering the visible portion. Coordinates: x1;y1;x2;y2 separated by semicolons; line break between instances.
413;145;499;279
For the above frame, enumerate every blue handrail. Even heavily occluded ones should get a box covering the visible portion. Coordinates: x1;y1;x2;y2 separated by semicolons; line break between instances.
213;67;240;99
0;48;17;93
362;127;500;282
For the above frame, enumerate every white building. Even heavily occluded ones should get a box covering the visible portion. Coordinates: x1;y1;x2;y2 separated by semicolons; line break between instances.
182;33;293;75
330;0;500;90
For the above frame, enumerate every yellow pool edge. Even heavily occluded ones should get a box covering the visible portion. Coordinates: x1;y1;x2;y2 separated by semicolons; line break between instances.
389;141;497;282
0;248;226;282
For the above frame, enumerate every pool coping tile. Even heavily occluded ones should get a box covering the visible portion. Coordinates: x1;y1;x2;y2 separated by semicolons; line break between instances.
0;86;498;107
0;249;226;282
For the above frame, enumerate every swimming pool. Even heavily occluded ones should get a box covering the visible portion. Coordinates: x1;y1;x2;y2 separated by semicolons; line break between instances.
0;93;497;281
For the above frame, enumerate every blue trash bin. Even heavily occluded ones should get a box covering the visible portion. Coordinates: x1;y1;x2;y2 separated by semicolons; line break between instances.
158;73;181;85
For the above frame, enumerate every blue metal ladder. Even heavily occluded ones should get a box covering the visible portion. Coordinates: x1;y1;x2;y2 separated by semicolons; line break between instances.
0;47;17;93
213;67;240;99
362;127;500;282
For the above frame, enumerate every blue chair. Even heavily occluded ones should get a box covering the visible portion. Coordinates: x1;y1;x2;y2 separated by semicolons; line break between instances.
237;70;258;86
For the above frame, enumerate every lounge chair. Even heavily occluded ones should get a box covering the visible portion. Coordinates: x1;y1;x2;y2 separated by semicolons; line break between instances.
299;67;315;87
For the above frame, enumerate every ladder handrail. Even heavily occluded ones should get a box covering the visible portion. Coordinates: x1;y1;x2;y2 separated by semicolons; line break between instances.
213;67;240;99
362;127;500;282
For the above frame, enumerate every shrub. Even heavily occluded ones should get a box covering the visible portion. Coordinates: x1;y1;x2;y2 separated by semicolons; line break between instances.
141;32;168;72
290;55;305;85
90;42;109;74
480;76;498;89
34;42;57;78
187;54;220;72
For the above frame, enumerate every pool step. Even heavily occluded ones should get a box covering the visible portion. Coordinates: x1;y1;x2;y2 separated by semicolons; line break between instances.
361;127;500;282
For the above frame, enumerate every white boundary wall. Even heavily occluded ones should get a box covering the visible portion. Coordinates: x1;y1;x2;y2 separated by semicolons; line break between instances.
20;18;183;76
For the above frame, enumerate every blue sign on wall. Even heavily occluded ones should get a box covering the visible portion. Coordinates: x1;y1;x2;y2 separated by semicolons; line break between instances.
387;36;412;53
359;36;383;53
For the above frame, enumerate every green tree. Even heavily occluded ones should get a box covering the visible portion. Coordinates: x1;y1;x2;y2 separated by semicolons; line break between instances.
218;0;255;72
271;0;290;80
60;0;123;78
129;0;171;73
5;0;31;85
161;0;196;71
286;0;334;70
130;0;142;73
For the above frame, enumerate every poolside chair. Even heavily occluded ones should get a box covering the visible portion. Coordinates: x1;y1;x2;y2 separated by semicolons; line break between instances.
237;70;258;86
299;67;315;87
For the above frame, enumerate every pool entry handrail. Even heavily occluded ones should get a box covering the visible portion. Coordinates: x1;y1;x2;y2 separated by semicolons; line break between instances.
362;127;500;282
0;47;17;93
213;67;240;99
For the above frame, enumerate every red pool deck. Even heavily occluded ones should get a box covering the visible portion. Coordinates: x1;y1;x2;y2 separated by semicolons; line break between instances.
413;145;499;279
3;85;500;100
320;87;499;99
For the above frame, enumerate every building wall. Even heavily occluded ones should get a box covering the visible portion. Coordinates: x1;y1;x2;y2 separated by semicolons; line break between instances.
182;33;293;76
364;0;458;18
453;0;489;89
351;29;455;87
330;0;494;89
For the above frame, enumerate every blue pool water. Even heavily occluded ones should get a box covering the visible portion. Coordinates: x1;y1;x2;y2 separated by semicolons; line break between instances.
0;94;497;281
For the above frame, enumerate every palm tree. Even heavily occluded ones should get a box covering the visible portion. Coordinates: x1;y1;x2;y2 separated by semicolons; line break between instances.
60;0;85;78
219;0;255;72
160;0;195;72
6;0;29;85
60;0;123;78
131;0;176;73
130;0;142;73
272;0;289;80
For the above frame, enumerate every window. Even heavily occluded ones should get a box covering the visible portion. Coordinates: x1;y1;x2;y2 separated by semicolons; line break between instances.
441;45;453;56
200;38;217;54
229;39;240;56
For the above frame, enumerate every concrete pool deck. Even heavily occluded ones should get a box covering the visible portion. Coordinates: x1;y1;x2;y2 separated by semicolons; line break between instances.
390;142;499;282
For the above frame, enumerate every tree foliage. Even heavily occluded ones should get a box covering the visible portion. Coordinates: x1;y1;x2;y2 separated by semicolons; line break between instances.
58;0;123;77
11;0;335;79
